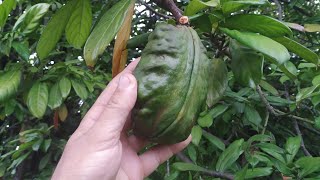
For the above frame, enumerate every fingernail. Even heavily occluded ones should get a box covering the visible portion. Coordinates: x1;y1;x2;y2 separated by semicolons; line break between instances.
119;74;131;89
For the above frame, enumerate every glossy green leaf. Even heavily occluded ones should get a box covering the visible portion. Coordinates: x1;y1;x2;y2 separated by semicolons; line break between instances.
185;0;219;16
39;153;51;170
304;24;320;32
48;83;63;110
243;105;262;130
221;28;290;65
84;0;132;67
13;3;50;34
12;42;30;61
59;77;71;99
257;143;285;163
235;165;247;180
315;117;320;129
296;85;319;103
191;125;202;146
295;157;320;178
312;74;320;86
0;70;21;102
245;167;273;178
222;0;268;14
207;59;228;107
222;14;292;37
173;162;207;172
259;80;279;96
187;145;197;162
285;136;301;164
0;0;16;27
230;40;264;88
27;82;49;118
71;79;88;100
36;0;76;60
273;36;319;65
198;104;229;128
216;139;244;172
202;130;225;151
65;0;92;49
4;99;16;116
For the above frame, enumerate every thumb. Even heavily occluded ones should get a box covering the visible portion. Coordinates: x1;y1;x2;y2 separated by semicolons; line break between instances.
91;73;137;139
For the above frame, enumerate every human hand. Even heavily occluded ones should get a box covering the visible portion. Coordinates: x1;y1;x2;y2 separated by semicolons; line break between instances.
52;59;192;180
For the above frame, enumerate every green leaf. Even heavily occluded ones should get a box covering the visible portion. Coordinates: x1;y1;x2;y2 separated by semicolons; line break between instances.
0;0;16;27
216;139;244;172
36;0;76;60
296;85;319;103
4;99;16;116
202;130;225;151
59;77;71;99
27;82;49;118
13;3;50;34
191;125;202;146
173;162;207;172
259;80;279;96
315;117;320;129
65;0;92;48
12;42;30;61
312;74;320;86
222;0;268;14
38;152;51;170
221;28;290;65
273;36;319;65
207;59;228;108
245;167;273;179
243;105;262;130
304;24;320;32
48;83;63;110
84;0;132;67
295;157;320;178
257;143;286;163
235;165;248;180
222;14;292;37
0;70;21;102
185;0;219;16
71;79;88;100
230;40;264;88
285;136;301;164
187;145;197;162
198;104;229;128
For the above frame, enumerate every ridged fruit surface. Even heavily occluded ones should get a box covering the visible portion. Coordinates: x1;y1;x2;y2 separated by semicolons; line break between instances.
132;22;210;144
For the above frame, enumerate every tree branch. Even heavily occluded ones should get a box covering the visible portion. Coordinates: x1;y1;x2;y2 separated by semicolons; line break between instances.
138;0;172;19
153;0;185;23
257;85;277;115
293;120;312;156
176;152;235;180
273;0;283;21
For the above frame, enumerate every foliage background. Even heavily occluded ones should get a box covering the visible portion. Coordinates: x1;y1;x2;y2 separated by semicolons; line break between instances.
0;0;320;179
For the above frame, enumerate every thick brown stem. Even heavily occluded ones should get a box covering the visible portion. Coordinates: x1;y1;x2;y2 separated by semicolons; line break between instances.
153;0;184;23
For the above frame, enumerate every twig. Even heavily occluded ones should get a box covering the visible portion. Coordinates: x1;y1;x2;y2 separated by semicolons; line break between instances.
274;109;315;124
293;120;312;156
138;0;172;19
176;153;234;180
273;0;283;21
166;160;170;176
262;110;270;134
298;123;320;136
257;85;277;115
257;85;315;125
153;0;183;23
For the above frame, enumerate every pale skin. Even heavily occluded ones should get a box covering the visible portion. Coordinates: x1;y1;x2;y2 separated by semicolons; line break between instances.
52;59;192;180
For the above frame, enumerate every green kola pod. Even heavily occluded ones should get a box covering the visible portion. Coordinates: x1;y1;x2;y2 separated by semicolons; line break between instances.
132;22;210;144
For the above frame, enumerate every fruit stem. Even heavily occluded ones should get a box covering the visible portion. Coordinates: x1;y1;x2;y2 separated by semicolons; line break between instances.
154;0;188;25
